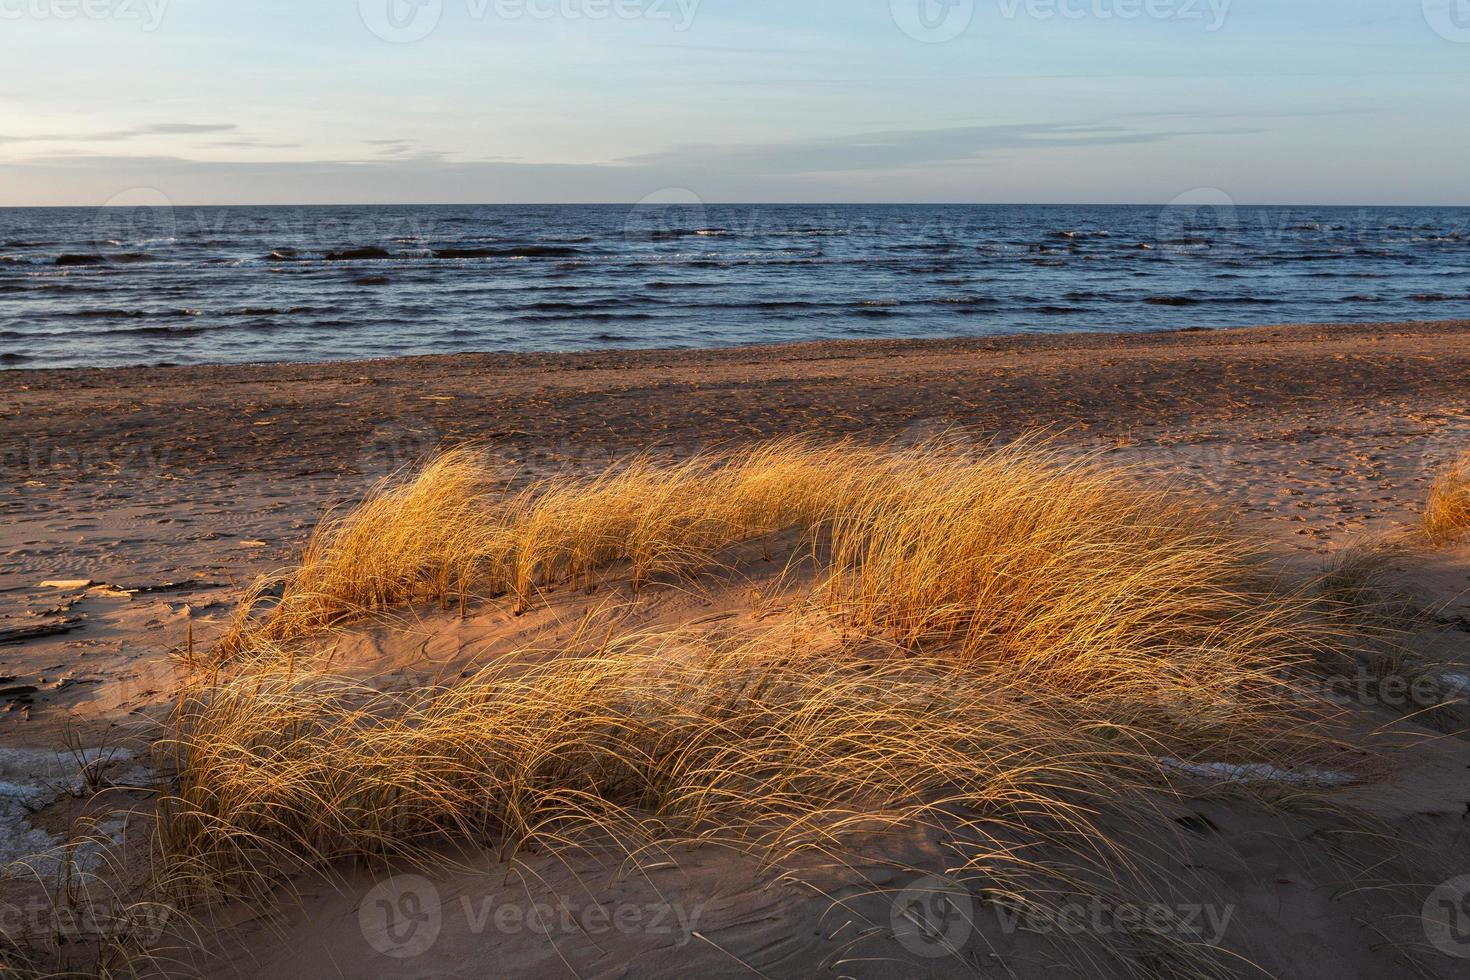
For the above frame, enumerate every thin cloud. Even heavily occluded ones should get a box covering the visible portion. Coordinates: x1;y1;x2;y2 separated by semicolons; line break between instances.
619;121;1257;176
0;123;237;145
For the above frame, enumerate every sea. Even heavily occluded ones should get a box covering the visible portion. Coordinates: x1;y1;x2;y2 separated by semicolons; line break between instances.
1;203;1467;369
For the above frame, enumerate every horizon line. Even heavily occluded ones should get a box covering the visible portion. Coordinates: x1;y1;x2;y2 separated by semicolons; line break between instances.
4;200;1468;210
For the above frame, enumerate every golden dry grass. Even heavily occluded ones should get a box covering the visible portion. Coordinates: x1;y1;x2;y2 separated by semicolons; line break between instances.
219;438;1331;666
0;439;1443;979
172;441;1355;890
164;631;1129;887
1424;450;1470;544
72;436;1383;979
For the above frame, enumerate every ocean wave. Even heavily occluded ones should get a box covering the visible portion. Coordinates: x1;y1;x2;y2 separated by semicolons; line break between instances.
325;246;394;260
434;245;586;259
628;229;729;242
1145;295;1281;306
63;308;202;320
91;323;212;338
932;295;999;305
523;299;638;313
54;254;108;266
511;312;657;322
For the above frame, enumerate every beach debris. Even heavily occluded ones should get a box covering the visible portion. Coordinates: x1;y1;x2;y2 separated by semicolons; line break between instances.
129;580;224;595
0;619;83;646
91;584;137;600
32;580;220;606
1160;758;1354;788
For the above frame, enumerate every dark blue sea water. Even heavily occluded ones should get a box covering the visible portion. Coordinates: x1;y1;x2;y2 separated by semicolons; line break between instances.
1;203;1467;369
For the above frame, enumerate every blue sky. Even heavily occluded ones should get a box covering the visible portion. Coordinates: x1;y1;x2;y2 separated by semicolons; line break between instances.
2;0;1467;205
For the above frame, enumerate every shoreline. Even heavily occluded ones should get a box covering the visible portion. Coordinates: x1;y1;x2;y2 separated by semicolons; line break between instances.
4;317;1468;382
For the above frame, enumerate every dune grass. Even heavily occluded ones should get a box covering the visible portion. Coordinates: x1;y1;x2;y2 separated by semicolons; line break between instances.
219;437;1331;667
164;630;1129;886
126;437;1377;976
180;444;1347;864
1424;450;1470;544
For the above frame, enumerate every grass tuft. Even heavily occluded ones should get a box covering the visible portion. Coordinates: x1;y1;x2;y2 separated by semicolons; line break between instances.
1424;450;1470;544
180;440;1355;882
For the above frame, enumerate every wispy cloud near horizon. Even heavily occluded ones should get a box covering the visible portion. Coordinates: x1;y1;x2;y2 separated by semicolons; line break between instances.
0;123;237;146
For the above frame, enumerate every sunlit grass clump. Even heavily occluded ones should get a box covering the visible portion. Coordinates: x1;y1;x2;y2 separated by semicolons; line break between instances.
173;438;1352;902
220;437;1326;670
1424;450;1470;544
163;631;1133;890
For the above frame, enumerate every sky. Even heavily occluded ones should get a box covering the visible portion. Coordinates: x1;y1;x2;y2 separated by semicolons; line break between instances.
2;0;1468;205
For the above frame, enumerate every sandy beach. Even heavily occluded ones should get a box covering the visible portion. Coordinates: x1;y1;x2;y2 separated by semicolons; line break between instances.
5;318;1470;606
3;318;1470;978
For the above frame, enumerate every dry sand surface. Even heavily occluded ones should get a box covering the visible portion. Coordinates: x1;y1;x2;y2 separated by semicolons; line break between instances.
2;319;1470;979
